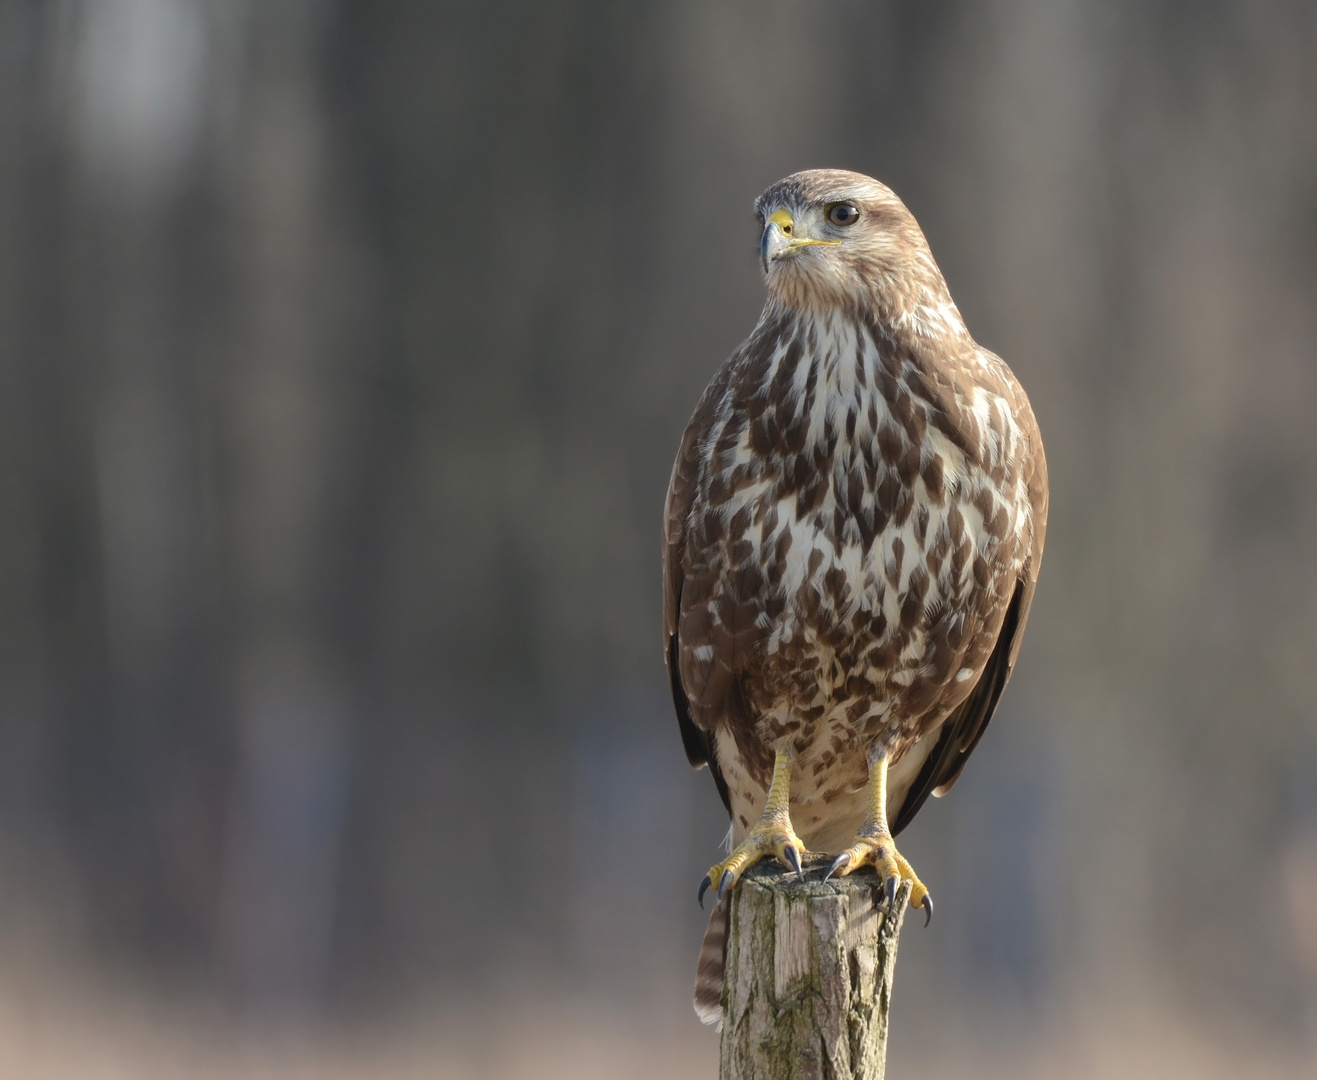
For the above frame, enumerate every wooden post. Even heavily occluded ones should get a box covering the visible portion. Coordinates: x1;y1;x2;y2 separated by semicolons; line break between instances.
720;857;910;1080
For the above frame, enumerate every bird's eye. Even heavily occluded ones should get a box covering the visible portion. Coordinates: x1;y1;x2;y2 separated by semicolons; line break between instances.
827;204;860;227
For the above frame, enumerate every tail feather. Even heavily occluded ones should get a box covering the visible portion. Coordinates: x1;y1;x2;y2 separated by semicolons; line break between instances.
693;900;729;1027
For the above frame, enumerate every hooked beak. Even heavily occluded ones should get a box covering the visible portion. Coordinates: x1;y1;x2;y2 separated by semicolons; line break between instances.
760;208;839;273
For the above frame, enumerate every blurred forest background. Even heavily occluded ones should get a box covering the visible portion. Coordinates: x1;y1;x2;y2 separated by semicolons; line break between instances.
2;0;1317;1076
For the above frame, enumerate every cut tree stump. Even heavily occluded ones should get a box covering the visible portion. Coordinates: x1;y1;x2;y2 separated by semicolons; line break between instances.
720;856;911;1080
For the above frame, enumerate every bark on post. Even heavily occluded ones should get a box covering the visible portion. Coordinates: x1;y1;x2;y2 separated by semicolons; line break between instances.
720;857;910;1080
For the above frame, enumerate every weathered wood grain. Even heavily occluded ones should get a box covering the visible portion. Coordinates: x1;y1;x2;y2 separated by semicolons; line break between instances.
720;858;910;1080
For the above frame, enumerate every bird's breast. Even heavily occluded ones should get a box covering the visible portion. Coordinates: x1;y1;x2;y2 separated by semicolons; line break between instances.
689;313;1031;733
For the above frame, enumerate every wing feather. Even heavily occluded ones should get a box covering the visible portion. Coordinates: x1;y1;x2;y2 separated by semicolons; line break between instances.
891;577;1029;835
891;362;1050;836
663;364;735;811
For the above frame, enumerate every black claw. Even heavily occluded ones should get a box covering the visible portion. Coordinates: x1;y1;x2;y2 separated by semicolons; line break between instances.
698;875;711;909
784;845;803;879
885;874;899;905
921;894;934;927
717;868;735;901
823;853;850;882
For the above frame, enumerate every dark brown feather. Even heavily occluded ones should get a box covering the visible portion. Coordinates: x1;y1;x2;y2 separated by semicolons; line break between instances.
669;625;730;812
891;576;1028;835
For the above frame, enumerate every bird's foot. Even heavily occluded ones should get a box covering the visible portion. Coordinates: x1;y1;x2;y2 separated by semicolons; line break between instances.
825;832;933;925
698;815;805;907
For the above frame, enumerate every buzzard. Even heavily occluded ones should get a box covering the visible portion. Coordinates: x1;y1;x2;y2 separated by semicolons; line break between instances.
662;170;1048;1023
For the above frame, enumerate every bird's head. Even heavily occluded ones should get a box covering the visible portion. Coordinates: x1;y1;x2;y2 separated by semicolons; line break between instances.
754;169;941;316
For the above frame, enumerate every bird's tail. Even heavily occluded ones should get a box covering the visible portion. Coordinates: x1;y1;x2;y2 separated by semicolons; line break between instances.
693;899;729;1026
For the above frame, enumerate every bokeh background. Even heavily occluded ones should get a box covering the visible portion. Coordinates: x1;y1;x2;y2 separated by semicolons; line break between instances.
2;1;1317;1076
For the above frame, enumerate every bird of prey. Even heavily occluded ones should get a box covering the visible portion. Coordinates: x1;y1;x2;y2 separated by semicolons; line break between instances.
662;170;1047;1023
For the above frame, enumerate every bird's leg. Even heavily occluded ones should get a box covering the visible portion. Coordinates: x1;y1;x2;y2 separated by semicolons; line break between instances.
825;745;934;925
699;747;805;906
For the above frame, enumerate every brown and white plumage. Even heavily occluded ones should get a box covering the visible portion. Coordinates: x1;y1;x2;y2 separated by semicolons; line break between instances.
662;170;1048;1023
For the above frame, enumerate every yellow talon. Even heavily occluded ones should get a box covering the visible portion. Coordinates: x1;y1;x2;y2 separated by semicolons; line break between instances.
824;747;933;923
698;747;804;906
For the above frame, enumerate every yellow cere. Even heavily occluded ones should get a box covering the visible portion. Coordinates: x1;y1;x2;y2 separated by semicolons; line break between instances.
767;206;840;248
